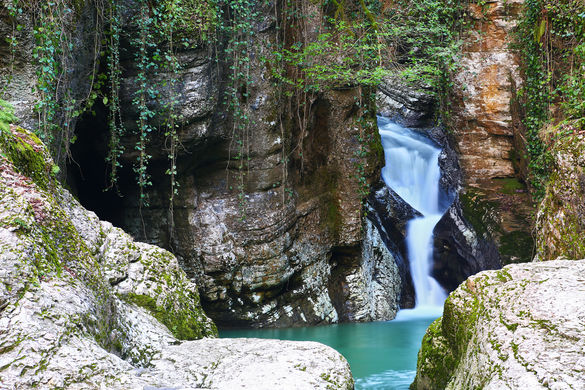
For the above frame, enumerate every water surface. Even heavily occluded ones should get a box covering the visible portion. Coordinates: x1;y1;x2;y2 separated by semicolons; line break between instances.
221;314;437;389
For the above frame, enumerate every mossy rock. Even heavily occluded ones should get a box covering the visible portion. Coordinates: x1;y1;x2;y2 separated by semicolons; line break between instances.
0;125;58;190
126;292;217;340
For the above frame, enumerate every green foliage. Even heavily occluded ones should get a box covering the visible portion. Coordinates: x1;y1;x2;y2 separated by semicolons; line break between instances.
0;99;18;133
270;17;388;92
104;0;125;191
382;0;468;88
516;0;585;200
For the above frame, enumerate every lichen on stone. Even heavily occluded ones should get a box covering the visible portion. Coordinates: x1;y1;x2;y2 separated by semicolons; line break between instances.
412;260;585;389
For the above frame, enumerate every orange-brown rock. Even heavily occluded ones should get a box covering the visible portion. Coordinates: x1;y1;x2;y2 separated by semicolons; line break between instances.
452;0;524;185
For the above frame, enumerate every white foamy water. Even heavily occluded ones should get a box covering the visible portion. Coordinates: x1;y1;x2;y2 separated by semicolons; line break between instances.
379;119;448;311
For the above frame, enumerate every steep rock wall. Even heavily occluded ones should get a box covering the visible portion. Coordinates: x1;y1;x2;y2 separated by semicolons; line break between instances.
102;1;397;327
449;0;535;265
451;0;524;184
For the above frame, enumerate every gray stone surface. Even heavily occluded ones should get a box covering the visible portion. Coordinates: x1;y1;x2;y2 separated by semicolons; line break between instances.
0;126;354;389
110;2;384;328
413;260;585;389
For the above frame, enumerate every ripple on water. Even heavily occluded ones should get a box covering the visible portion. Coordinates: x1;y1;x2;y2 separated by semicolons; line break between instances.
356;369;417;390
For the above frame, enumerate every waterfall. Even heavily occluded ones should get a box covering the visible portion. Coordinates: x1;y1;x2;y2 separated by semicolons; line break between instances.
378;118;448;317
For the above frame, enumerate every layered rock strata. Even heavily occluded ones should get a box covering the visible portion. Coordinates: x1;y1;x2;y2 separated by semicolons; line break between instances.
451;0;524;184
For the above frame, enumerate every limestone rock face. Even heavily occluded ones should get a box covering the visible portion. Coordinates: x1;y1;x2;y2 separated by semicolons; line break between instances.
536;134;585;260
0;1;105;168
100;2;385;328
412;260;585;390
366;183;419;308
0;126;353;389
452;0;524;184
328;217;402;322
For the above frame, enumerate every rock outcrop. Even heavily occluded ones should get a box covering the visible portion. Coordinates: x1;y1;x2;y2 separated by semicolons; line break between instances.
451;0;524;184
0;125;354;389
432;197;501;292
536;134;585;260
412;260;585;390
67;1;389;328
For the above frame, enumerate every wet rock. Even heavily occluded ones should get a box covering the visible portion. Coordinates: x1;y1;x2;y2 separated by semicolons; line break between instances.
376;76;436;128
413;260;585;389
432;197;501;292
366;182;420;308
328;218;402;322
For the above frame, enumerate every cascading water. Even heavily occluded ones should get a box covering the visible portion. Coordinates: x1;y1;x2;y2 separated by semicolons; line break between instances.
223;119;453;389
378;117;448;316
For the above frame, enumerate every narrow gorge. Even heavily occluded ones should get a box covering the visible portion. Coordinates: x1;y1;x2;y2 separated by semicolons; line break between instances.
1;0;584;389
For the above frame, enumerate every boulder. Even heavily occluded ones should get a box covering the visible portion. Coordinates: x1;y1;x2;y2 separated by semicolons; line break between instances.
0;125;353;389
412;260;585;389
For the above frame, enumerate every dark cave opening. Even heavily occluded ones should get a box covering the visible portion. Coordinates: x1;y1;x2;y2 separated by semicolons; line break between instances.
67;102;129;228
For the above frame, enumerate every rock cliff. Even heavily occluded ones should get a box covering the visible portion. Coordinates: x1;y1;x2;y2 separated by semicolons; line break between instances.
68;0;399;328
0;124;354;389
449;0;535;265
535;134;585;260
451;0;524;184
0;0;519;330
412;260;585;389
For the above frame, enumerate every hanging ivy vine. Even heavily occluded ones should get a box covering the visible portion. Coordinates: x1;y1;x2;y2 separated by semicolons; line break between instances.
516;0;585;200
105;0;125;191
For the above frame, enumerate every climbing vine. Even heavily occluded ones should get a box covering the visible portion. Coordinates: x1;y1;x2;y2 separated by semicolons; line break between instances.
160;0;184;241
516;0;585;199
1;0;108;168
104;0;125;191
132;0;157;210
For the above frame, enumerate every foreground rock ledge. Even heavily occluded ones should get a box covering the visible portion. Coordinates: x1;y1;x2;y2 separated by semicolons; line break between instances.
0;126;353;389
413;260;585;390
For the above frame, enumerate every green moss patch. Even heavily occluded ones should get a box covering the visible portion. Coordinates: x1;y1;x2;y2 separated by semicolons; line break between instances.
0;126;56;190
126;292;217;340
412;318;457;390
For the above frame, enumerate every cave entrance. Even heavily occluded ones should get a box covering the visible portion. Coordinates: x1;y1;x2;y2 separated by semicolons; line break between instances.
66;102;129;228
